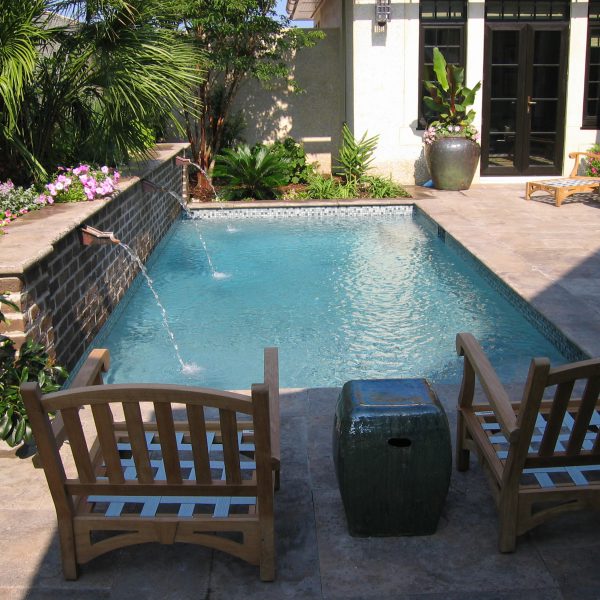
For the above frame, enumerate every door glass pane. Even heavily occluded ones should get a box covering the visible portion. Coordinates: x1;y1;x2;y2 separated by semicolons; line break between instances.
488;134;515;168
534;31;560;63
529;135;555;166
529;30;561;168
487;30;519;169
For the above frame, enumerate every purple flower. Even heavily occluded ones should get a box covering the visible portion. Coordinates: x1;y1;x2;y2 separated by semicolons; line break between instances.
0;180;15;195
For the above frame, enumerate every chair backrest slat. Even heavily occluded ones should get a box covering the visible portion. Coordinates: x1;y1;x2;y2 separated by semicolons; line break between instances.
154;403;183;484
186;404;211;484
538;380;574;457
91;403;124;484
122;402;154;483
61;406;96;483
219;408;242;484
567;376;600;455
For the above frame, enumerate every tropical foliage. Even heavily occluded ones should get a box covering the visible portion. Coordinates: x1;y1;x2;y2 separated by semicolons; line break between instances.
212;144;289;200
0;293;67;448
0;0;202;185
179;0;324;177
422;47;481;144
269;137;316;184
336;123;379;183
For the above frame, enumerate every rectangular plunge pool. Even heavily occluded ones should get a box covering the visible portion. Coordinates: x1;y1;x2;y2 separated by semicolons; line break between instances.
87;206;574;388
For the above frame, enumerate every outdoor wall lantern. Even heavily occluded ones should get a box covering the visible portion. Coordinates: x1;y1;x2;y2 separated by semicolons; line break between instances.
376;0;391;25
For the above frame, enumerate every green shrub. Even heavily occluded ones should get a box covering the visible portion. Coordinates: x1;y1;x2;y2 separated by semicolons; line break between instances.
361;175;410;198
335;123;379;183
585;144;600;176
302;174;339;199
296;175;356;200
212;145;289;200
270;137;316;184
0;293;68;448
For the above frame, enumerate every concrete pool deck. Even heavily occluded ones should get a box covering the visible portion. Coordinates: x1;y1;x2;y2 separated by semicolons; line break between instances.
2;185;600;598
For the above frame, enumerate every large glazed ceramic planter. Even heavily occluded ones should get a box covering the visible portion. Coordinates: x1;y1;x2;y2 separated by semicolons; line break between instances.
424;137;481;191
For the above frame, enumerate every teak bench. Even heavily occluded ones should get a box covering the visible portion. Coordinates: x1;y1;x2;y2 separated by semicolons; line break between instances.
525;151;600;207
22;347;280;581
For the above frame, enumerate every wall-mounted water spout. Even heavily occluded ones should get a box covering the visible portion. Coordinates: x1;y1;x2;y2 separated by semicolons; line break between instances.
175;156;191;202
81;225;120;246
142;179;161;195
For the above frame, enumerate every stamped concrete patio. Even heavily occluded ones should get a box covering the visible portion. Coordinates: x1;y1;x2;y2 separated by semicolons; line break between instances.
2;185;600;599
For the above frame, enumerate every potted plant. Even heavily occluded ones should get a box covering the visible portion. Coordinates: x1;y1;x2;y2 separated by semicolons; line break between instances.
422;48;481;190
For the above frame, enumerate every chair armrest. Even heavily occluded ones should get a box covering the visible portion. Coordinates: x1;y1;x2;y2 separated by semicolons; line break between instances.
456;333;519;443
568;152;600;177
33;349;111;468
70;348;110;388
263;347;280;469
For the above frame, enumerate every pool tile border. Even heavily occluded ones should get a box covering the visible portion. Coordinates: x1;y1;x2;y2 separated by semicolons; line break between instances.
191;205;413;220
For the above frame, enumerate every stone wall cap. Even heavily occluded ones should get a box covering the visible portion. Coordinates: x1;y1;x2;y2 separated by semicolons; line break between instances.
0;143;189;275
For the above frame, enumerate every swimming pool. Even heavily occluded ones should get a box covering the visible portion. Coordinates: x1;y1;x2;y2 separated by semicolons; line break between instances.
90;206;570;388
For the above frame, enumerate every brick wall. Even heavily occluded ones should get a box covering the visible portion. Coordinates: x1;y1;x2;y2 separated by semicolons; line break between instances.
0;151;184;371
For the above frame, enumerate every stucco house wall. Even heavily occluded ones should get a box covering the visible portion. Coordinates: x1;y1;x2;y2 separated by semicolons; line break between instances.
339;0;599;184
231;29;343;174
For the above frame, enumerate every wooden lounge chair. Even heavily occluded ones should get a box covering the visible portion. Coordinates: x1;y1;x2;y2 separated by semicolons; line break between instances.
455;332;600;552
22;347;280;581
525;151;600;207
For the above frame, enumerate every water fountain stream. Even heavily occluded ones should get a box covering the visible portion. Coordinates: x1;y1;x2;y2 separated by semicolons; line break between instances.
118;242;201;375
142;180;229;279
188;162;221;201
80;225;201;375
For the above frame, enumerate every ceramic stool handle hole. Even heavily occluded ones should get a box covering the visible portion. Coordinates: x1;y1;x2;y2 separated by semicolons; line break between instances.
388;438;411;448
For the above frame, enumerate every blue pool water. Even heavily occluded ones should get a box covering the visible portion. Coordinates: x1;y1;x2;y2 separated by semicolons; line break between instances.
90;209;569;388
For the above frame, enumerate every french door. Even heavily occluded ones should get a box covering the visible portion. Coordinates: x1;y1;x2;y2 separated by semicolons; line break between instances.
481;23;568;175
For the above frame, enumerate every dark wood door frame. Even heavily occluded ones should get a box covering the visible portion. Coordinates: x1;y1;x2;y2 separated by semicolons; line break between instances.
481;21;569;176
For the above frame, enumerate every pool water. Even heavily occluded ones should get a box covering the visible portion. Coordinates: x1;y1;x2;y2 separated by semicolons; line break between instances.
91;210;568;388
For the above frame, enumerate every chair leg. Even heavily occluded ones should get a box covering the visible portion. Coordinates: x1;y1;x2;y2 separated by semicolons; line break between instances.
57;521;79;580
274;467;280;492
455;412;470;471
497;495;518;553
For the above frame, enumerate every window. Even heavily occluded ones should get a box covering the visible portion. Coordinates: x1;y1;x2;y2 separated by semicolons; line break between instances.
485;1;569;21
584;1;600;128
419;2;467;129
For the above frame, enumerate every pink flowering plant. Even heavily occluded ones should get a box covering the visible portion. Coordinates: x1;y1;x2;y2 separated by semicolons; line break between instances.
45;165;120;203
585;144;600;177
422;123;480;145
0;181;54;234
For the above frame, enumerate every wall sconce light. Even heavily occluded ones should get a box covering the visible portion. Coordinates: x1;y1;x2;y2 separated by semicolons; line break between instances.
376;0;391;26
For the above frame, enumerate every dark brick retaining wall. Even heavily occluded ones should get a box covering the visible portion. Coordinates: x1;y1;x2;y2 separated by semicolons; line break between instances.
1;149;184;371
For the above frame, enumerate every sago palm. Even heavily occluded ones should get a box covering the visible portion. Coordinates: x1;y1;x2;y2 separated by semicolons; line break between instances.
212;144;289;200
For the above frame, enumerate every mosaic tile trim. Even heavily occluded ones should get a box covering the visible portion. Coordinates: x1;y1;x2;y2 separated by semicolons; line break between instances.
190;205;413;220
414;207;587;362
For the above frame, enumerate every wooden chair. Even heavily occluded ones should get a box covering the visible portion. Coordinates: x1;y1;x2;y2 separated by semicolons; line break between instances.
525;151;600;207
455;332;600;552
22;347;280;581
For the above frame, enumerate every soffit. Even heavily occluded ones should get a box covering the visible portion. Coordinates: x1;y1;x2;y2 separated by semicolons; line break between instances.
286;0;323;20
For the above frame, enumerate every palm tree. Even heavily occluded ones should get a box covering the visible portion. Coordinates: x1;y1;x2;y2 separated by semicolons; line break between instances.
0;1;50;181
0;0;203;185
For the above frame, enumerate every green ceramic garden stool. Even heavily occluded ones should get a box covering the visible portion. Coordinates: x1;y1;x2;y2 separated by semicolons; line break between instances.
333;379;451;537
